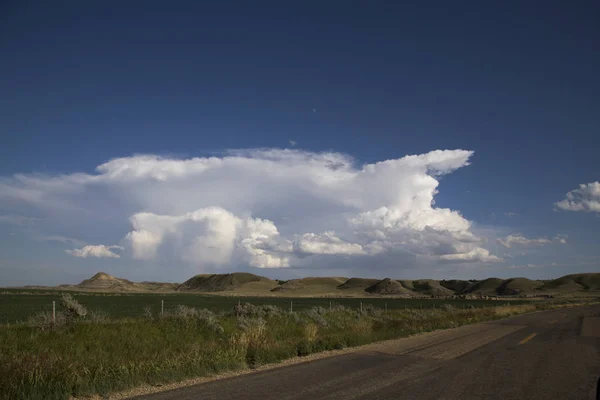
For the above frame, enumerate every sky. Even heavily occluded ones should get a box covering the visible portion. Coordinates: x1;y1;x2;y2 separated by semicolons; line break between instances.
1;1;599;285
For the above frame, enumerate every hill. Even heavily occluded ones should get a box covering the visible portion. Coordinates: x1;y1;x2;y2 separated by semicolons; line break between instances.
337;278;380;291
137;281;180;291
395;280;453;297
440;279;473;293
76;272;178;292
272;277;347;295
177;273;277;293
410;280;455;297
496;278;543;295
12;271;600;298
462;278;505;294
365;278;414;296
569;274;600;290
77;272;136;291
540;274;600;293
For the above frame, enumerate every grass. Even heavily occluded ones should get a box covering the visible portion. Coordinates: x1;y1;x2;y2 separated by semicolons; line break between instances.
0;297;594;400
0;289;533;324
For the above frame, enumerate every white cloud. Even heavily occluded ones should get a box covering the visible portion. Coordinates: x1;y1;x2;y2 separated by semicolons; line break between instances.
65;245;123;259
497;234;567;248
289;140;297;146
555;182;600;212
504;212;519;217
125;207;290;268
497;234;551;248
293;231;365;256
0;148;503;273
438;247;502;263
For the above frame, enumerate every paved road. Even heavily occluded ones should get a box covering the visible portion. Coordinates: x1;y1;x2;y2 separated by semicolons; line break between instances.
133;305;600;400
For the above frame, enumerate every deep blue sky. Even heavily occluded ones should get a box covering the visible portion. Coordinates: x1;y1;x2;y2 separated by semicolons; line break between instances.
1;1;599;283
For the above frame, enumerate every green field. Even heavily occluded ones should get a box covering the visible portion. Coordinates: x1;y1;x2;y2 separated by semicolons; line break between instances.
0;289;531;323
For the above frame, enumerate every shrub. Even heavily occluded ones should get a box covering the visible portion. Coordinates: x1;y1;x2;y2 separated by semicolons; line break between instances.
175;305;197;319
60;294;87;324
304;307;329;327
142;305;153;320
165;306;224;333
361;304;383;317
260;305;284;317
309;306;328;315
27;311;65;330
196;308;224;334
331;304;350;313
89;310;110;323
233;303;283;318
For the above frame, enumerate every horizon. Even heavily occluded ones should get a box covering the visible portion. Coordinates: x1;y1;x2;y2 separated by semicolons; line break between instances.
1;2;599;286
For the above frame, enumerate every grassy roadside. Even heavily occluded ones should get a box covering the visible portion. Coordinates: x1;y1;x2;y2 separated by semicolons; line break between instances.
0;299;593;400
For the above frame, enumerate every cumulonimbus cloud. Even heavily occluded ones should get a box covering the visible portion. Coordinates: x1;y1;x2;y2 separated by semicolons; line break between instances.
555;182;600;212
0;148;502;271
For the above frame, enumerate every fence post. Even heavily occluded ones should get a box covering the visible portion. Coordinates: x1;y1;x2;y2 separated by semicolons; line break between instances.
329;301;332;312
52;301;56;325
161;299;164;317
360;301;363;313
290;301;293;313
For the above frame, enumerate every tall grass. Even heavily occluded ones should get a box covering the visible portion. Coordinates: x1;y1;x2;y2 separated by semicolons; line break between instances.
0;300;588;400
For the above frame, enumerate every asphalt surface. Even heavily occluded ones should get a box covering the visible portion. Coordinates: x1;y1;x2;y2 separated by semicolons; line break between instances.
132;305;600;400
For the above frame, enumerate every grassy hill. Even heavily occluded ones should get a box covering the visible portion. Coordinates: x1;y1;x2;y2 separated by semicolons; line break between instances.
137;281;180;291
365;278;415;296
77;272;137;291
462;278;505;294
540;274;600;293
396;279;454;296
337;278;380;291
177;273;277;293
272;277;347;295
410;280;455;297
496;278;543;295
569;274;600;290
19;271;600;298
440;279;474;293
77;272;178;292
